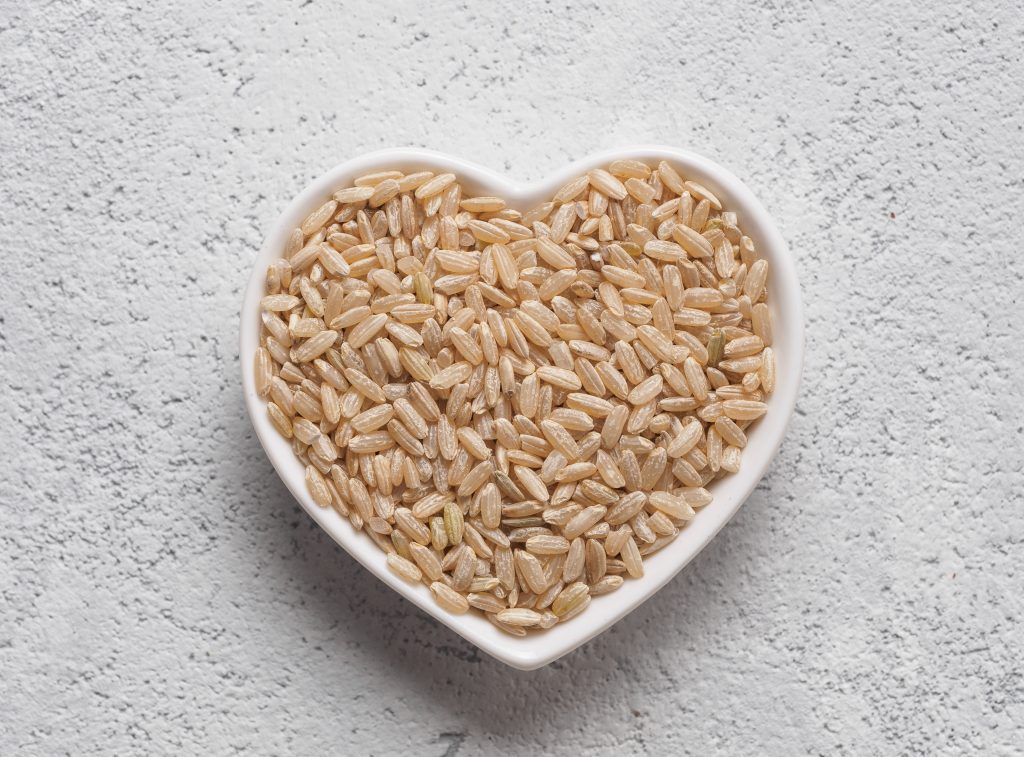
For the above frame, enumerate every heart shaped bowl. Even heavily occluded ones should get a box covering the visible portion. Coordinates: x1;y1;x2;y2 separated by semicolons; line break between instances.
240;146;803;669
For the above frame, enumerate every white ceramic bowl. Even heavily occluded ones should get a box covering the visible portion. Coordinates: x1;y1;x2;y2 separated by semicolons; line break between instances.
241;146;803;670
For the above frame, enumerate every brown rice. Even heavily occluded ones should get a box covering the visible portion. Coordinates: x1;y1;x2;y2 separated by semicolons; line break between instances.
255;160;775;634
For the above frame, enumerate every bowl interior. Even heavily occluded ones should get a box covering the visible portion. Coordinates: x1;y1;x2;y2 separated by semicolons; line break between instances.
241;147;803;669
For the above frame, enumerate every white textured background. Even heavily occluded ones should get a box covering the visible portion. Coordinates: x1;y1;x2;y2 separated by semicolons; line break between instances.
2;1;1023;754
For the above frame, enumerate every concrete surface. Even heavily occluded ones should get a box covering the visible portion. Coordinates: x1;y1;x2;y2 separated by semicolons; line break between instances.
2;1;1023;754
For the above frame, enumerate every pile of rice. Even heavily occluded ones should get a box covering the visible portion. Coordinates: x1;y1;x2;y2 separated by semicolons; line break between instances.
255;160;774;634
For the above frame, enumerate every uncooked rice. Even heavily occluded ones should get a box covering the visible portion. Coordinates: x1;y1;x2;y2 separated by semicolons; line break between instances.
255;159;776;633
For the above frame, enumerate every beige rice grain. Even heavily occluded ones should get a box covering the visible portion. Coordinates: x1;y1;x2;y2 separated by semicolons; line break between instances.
430;582;469;614
386;553;423;583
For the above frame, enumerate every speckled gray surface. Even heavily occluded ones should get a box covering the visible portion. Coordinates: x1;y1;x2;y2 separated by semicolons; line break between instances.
2;1;1023;754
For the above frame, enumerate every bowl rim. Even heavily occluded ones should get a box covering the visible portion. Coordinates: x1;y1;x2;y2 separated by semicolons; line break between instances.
240;145;804;670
